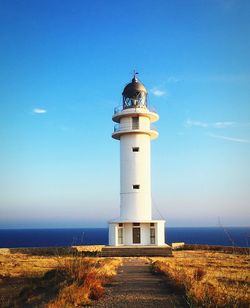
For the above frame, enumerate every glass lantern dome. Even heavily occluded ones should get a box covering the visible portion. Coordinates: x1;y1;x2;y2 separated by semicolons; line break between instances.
122;75;148;109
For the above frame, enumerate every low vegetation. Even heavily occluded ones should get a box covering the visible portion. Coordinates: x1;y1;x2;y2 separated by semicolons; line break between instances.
152;250;250;307
47;257;121;307
73;245;104;252
1;247;249;307
0;248;121;307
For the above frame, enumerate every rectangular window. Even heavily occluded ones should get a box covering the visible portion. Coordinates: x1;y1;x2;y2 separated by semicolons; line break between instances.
118;228;123;245
132;117;139;129
132;147;139;152
133;223;140;226
119;223;123;227
150;228;155;244
133;184;140;189
150;223;155;227
133;227;141;244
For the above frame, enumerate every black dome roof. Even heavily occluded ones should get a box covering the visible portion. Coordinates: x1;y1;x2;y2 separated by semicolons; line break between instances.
122;76;147;98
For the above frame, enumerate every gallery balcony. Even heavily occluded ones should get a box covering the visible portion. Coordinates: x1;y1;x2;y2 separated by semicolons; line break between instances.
112;123;158;140
112;105;159;123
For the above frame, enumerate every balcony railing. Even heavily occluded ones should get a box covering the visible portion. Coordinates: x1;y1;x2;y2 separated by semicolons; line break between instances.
114;105;157;115
114;105;123;114
114;124;157;133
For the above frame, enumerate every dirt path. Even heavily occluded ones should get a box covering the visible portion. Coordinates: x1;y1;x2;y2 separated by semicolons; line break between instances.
94;258;188;308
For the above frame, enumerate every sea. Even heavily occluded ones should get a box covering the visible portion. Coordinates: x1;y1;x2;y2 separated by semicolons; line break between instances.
0;227;249;248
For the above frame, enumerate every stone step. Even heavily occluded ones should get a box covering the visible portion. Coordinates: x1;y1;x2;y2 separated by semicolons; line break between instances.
101;247;172;257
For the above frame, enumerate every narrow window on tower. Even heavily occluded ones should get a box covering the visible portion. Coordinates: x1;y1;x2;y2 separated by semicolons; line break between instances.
132;147;139;152
132;117;139;129
133;184;140;189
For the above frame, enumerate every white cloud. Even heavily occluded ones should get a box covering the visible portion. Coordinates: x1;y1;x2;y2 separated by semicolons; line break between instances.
185;119;250;129
186;119;209;128
150;87;167;97
213;121;236;128
167;76;180;83
207;133;250;144
33;108;47;114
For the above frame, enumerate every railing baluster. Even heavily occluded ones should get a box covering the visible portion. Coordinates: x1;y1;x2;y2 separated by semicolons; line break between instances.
113;105;157;115
114;124;157;133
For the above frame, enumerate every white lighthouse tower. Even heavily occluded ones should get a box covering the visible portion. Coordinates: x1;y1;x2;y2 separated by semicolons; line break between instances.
108;74;166;246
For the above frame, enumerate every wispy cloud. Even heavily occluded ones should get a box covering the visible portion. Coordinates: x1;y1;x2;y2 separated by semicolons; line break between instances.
186;119;210;128
150;87;167;97
33;108;47;114
167;76;180;83
185;119;250;129
207;133;250;144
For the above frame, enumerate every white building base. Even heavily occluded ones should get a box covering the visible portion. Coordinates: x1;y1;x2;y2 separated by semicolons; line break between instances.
108;220;165;246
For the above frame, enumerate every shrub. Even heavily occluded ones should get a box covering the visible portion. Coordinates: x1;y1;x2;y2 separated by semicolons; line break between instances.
47;257;121;307
193;268;206;282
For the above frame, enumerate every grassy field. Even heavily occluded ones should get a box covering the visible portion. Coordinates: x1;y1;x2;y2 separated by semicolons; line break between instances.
152;250;250;307
0;247;121;307
0;247;249;307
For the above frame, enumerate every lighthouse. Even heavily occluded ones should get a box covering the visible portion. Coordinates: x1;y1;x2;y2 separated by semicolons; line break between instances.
108;74;166;246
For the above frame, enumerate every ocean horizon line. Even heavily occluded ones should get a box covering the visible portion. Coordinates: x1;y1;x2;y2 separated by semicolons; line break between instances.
0;226;249;230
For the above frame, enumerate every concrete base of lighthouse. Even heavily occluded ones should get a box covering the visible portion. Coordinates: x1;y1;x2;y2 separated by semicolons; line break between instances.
108;220;165;246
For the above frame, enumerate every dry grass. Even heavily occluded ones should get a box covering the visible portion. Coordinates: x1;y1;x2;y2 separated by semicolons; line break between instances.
47;257;121;307
73;245;105;252
0;247;121;307
0;250;59;278
152;250;250;307
0;250;62;307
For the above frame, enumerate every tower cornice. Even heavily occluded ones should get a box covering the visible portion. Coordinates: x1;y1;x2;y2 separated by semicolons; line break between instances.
112;127;158;140
112;106;159;123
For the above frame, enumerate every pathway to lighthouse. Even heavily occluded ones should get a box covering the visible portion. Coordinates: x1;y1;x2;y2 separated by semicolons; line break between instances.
94;258;188;308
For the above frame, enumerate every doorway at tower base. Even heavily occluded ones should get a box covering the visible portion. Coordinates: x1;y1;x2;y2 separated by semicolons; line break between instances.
108;220;166;246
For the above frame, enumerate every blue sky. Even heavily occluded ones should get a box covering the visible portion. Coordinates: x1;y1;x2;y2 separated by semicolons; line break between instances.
0;0;249;228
